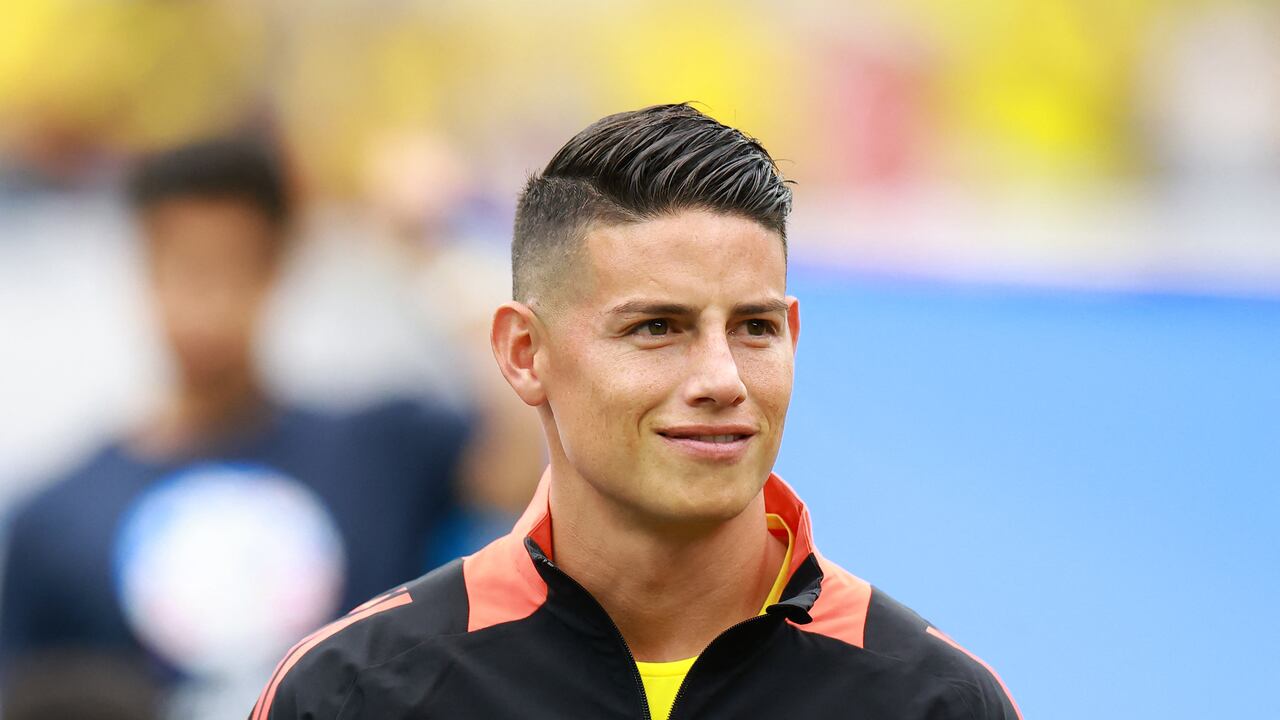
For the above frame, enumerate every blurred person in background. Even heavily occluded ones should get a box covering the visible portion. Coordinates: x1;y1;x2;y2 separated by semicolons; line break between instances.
0;137;536;718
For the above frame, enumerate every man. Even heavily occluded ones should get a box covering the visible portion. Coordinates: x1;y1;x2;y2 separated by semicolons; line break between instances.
253;104;1022;719
0;138;530;716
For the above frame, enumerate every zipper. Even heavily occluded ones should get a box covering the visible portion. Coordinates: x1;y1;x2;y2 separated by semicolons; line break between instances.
660;607;768;717
665;612;773;720
536;555;652;720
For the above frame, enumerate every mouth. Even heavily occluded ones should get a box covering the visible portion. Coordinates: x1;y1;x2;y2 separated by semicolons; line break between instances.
655;426;757;461
659;433;752;443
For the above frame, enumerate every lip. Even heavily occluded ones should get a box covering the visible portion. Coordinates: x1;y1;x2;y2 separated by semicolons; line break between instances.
654;424;757;463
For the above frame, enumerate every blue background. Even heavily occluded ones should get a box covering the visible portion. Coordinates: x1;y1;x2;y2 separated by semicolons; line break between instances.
774;266;1280;719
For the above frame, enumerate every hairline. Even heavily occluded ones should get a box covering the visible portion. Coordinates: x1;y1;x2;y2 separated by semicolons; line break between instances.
521;206;788;319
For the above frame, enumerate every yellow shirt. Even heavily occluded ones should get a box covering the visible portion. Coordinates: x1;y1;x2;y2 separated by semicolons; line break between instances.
634;514;795;720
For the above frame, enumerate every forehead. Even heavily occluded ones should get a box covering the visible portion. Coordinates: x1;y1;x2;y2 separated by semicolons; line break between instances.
576;209;786;312
142;197;279;259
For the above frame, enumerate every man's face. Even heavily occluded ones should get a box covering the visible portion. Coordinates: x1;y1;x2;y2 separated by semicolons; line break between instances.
539;209;798;525
143;198;281;387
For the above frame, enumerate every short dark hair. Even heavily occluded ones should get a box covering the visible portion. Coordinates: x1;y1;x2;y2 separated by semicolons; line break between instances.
127;137;291;227
512;103;792;303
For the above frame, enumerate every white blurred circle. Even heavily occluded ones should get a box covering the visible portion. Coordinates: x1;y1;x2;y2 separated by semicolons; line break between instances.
115;463;345;677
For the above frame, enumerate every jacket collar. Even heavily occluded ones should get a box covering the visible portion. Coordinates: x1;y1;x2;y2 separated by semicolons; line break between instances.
510;468;824;621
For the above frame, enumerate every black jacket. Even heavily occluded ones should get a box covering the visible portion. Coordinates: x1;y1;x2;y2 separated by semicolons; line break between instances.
252;473;1022;719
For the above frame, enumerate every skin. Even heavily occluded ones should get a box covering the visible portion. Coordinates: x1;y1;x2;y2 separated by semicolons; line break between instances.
135;197;283;454
491;208;800;661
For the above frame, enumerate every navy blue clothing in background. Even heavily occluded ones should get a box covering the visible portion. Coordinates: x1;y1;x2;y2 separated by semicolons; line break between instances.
0;399;469;683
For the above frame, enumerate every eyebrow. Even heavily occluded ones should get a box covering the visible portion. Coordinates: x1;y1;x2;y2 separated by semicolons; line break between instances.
609;301;695;317
607;298;788;316
732;299;789;316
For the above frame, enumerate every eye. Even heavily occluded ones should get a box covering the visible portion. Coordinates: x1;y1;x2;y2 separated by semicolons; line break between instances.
632;319;671;336
740;319;777;337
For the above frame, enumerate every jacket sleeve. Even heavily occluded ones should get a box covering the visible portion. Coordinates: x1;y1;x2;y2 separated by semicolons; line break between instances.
249;640;358;720
964;669;1023;720
927;627;1023;720
250;582;426;720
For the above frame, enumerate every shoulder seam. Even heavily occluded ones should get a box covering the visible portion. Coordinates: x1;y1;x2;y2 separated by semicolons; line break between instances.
790;624;996;697
252;590;413;720
339;631;471;719
946;677;985;720
925;627;1022;720
333;670;361;720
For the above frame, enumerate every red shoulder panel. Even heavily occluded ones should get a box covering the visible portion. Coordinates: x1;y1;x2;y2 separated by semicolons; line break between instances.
462;470;552;632
792;555;873;648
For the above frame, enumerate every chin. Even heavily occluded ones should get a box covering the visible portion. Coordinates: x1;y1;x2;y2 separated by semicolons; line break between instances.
644;470;762;525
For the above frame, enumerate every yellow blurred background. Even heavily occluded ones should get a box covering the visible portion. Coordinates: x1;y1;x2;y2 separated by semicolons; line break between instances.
0;0;1171;187
4;0;1278;290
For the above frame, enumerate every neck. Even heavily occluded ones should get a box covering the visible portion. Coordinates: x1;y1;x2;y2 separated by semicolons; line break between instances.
135;369;268;457
547;458;784;662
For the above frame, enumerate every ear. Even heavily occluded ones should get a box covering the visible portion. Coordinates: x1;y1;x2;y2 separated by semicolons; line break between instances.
785;296;800;353
491;301;548;407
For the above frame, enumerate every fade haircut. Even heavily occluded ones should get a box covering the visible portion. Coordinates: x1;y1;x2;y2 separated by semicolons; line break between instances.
512;103;792;305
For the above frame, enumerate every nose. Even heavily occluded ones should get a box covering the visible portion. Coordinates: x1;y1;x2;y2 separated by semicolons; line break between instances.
683;332;747;408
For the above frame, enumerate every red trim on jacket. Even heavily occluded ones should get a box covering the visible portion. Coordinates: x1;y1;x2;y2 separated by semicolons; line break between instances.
927;626;1025;720
251;589;413;720
460;469;873;646
462;469;552;631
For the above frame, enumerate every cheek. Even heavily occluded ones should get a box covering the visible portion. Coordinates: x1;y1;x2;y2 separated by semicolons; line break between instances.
550;343;670;438
738;349;795;416
611;353;677;406
167;290;261;340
